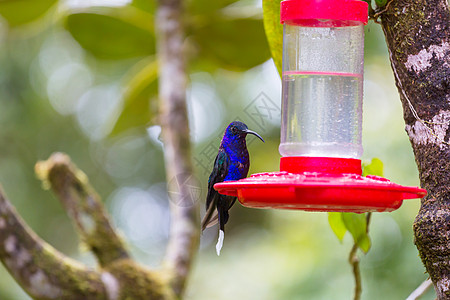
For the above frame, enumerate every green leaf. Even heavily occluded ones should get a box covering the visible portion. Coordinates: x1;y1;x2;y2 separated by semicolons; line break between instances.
0;0;57;27
187;0;239;15
191;17;271;71
362;158;384;177
111;57;158;135
375;0;388;7
65;6;155;59
342;213;371;253
262;0;283;77
131;0;156;13
328;212;347;242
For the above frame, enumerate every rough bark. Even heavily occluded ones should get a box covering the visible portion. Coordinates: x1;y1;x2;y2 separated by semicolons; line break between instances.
378;0;450;298
156;0;200;297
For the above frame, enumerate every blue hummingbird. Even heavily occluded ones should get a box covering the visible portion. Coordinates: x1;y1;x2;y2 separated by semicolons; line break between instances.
201;121;264;255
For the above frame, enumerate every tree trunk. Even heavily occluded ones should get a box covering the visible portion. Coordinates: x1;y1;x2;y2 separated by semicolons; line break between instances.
379;0;450;298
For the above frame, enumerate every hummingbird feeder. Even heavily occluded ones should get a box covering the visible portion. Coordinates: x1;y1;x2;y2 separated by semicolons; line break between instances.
215;0;426;213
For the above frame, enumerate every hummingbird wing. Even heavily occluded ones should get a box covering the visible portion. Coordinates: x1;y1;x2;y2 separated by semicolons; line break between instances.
201;149;229;231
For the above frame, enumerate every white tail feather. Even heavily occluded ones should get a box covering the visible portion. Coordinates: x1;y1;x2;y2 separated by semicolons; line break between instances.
216;230;225;256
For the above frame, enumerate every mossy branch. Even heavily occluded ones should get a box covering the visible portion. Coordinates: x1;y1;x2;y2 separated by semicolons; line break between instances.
0;186;106;300
35;152;130;267
1;153;177;299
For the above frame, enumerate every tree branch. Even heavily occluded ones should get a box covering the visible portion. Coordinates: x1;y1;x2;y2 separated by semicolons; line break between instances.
348;213;371;300
155;0;200;296
379;0;450;298
1;153;177;299
35;152;130;267
348;244;361;300
406;279;433;300
0;186;107;300
34;153;175;299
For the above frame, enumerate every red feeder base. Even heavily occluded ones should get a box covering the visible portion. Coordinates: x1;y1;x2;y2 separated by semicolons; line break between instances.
214;157;427;213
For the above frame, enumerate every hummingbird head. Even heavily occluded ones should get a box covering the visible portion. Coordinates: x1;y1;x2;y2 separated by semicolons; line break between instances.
223;121;265;143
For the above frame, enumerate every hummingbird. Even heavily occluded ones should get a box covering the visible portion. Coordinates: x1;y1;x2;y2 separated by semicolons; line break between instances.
201;121;264;255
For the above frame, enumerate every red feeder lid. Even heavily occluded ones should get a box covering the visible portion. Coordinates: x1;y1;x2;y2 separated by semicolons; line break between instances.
214;157;427;213
281;0;369;25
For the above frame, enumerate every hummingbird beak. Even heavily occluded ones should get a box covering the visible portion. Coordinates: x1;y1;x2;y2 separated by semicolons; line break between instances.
245;129;265;143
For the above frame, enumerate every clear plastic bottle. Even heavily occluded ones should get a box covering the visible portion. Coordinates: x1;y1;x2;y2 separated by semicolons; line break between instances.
279;0;367;158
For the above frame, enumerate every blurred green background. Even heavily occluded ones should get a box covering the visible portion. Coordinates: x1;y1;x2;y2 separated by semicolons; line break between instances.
0;0;434;299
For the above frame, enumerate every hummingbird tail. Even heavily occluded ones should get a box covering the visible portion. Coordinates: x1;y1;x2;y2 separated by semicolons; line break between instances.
218;208;229;232
216;230;225;256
